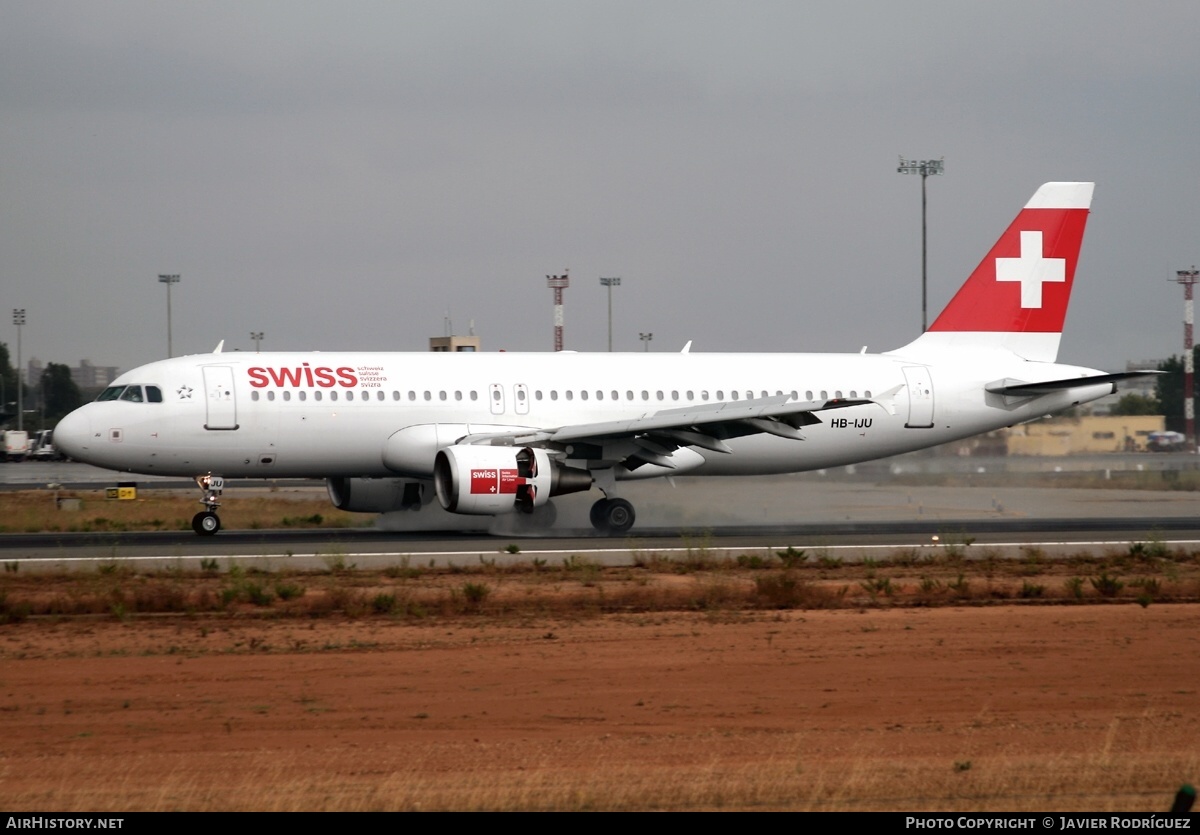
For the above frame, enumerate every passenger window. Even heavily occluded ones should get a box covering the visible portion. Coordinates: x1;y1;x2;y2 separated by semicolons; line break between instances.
566;391;574;401
345;391;353;401
439;391;447;401
626;391;633;400
580;391;588;401
671;391;678;401
330;391;338;401
455;391;462;401
686;390;693;400
408;391;416;401
268;391;276;401
426;391;433;401
535;390;543;401
806;390;813;400
820;390;828;399
701;390;709;401
251;391;260;402
283;391;291;402
731;391;739;401
641;391;649;401
716;390;724;400
299;391;307;402
314;391;322;401
865;390;872;398
392;391;400;401
470;391;478;401
551;391;558;401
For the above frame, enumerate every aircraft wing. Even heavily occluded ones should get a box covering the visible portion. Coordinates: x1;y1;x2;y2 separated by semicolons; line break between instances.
458;394;876;464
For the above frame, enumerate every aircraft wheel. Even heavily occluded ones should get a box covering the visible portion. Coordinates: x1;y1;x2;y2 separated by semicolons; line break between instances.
592;497;635;536
589;498;609;530
192;511;221;536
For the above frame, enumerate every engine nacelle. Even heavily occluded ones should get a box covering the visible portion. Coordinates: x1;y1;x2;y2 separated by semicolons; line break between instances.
326;477;427;513
433;445;592;515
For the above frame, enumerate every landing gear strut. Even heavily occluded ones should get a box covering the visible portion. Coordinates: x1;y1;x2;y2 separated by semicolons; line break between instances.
589;497;635;536
192;474;225;536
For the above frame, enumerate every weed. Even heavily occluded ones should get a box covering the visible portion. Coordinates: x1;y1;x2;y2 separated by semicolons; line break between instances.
1090;573;1124;598
775;546;807;568
1065;576;1085;599
954;760;973;773
736;553;772;570
948;574;970;598
3;561;18;573
918;577;944;595
460;581;491;609
321;551;354;574
199;557;220;575
244;583;274;606
1018;581;1045;599
274;582;304;601
372;593;397;615
860;576;896;599
504;543;521;554
384;557;420;579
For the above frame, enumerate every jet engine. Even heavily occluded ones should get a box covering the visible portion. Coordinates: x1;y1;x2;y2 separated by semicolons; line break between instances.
326;477;427;513
433;445;592;515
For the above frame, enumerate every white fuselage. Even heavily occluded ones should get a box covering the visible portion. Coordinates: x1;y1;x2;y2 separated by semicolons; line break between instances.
55;348;1111;481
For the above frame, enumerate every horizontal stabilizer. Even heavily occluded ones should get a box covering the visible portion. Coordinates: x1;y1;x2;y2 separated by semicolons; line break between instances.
985;371;1160;397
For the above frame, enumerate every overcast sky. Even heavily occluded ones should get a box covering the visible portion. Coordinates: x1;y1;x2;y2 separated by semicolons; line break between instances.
2;1;1197;375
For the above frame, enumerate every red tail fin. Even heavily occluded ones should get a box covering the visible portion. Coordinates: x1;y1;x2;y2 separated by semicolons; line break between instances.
897;182;1093;362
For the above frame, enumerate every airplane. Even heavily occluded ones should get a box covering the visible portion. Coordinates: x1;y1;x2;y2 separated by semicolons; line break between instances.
55;181;1149;536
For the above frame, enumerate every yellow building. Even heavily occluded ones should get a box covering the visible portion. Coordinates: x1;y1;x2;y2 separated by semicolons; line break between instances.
1005;415;1164;456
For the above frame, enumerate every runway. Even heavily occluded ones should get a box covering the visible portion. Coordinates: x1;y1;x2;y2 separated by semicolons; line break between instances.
2;460;1197;570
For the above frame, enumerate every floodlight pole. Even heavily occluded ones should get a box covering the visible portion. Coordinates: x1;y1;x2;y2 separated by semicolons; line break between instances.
639;332;653;352
12;309;25;431
546;272;569;352
158;274;181;358
250;332;264;353
1174;267;1199;449
600;277;621;351
897;157;944;332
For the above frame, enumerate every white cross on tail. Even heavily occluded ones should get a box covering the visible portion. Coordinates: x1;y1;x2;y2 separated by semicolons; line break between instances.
995;230;1065;308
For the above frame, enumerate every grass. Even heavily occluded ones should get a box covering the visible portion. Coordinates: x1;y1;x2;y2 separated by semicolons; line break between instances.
0;546;1198;622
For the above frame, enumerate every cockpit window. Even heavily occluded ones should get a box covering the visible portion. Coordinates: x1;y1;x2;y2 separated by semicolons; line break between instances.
119;386;144;403
97;386;126;401
146;386;163;403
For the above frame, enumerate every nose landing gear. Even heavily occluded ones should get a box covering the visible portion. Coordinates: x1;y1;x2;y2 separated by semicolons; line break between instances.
192;474;225;536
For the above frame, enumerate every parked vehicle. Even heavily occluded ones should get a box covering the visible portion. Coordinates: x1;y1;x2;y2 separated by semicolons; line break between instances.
3;430;30;462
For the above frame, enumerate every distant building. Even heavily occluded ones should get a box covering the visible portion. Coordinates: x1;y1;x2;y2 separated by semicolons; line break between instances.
1005;415;1164;455
25;358;120;389
429;335;481;352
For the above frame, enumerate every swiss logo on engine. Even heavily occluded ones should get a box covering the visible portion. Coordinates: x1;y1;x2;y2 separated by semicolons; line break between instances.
470;468;523;494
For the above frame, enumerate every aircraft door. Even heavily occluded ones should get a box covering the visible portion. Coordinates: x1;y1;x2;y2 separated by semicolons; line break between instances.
514;383;530;415
202;366;239;430
902;366;934;428
488;383;505;416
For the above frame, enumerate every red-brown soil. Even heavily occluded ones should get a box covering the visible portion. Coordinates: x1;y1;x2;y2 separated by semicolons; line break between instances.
1;601;1195;811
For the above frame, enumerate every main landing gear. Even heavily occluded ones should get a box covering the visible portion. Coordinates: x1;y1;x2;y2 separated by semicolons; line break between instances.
192;474;225;536
589;497;635;536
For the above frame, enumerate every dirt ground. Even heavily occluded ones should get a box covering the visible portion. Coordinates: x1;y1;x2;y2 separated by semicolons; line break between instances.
1;601;1196;811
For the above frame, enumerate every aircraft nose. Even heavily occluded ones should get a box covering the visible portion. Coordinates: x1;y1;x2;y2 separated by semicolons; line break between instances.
54;407;92;461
